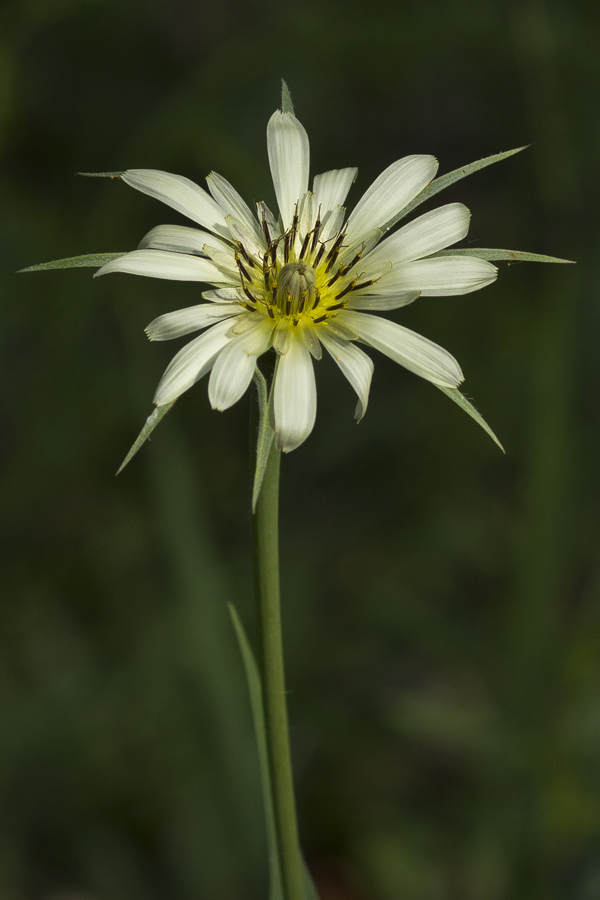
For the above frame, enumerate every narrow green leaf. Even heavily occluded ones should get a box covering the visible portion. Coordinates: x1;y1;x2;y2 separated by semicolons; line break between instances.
252;368;276;514
77;171;126;178
302;866;320;900
429;247;575;264
383;146;529;232
437;386;505;452
18;252;126;273
116;401;175;475
281;79;294;115
228;604;284;900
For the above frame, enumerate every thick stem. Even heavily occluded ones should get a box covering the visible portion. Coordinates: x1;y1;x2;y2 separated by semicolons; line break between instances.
253;443;304;900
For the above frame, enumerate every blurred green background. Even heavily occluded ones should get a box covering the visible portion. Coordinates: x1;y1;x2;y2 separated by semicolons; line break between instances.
1;0;598;897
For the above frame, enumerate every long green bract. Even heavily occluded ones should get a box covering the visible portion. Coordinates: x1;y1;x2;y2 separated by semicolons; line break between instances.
252;368;276;513
19;252;126;272
382;146;528;233
429;248;574;264
437;386;504;452
116;402;176;475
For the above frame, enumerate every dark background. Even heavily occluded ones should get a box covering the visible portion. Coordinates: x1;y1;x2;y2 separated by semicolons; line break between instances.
1;0;598;898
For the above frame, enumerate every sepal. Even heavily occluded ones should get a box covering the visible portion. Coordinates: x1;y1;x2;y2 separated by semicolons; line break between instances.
437;386;504;452
116;401;176;474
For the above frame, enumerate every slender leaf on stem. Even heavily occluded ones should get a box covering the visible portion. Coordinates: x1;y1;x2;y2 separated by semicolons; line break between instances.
228;603;284;900
281;80;295;115
383;146;529;232
77;171;126;178
18;252;126;273
229;603;319;900
430;248;574;264
116;401;175;475
252;368;276;513
302;867;320;900
437;386;505;452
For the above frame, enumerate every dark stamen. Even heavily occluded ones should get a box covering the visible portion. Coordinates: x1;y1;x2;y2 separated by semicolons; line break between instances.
267;307;275;318
335;279;358;300
326;269;343;288
313;314;328;323
261;215;271;247
238;242;255;268
311;207;322;252
299;232;311;259
236;256;250;281
313;242;326;268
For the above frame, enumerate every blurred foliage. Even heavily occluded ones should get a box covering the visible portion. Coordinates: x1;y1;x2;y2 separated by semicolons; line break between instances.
1;0;599;898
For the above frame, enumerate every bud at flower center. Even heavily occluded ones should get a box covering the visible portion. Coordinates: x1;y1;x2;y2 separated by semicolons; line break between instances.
275;262;317;316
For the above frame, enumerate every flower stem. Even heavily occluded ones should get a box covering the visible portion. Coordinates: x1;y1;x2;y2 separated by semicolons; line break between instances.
253;442;304;900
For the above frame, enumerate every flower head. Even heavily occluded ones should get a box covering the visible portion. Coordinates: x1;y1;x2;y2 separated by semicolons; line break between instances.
96;103;498;451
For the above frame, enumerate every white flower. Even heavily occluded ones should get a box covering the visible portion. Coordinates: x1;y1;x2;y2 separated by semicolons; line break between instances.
95;108;498;452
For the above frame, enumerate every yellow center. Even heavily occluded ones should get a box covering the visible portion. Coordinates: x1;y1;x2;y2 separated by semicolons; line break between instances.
232;205;378;329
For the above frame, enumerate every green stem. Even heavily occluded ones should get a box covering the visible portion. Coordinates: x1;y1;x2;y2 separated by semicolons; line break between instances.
253;443;304;900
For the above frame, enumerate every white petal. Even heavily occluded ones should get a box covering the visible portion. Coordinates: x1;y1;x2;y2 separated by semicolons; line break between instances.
208;319;273;411
225;215;264;259
364;203;471;269
206;171;265;248
346;291;420;311
138;224;230;257
313;168;357;218
376;256;498;296
94;250;233;283
344;156;438;244
318;326;373;420
340;310;463;388
298;191;316;242
146;303;240;341
256;201;281;240
320;206;346;242
267;110;310;229
122;170;230;237
273;333;317;452
203;288;245;303
153;317;236;405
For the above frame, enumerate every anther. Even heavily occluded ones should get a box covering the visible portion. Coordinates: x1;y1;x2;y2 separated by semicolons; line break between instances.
237;242;255;268
235;256;250;281
353;278;378;291
311;207;322;253
326;269;343;288
313;314;329;323
261;215;271;247
335;279;358;300
313;243;326;268
243;285;258;305
299;232;311;259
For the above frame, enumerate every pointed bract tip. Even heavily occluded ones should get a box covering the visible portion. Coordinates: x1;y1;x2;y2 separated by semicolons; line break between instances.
281;80;294;115
77;171;126;178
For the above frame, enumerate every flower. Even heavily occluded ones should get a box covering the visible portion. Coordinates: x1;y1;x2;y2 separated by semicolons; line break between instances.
95;106;498;452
